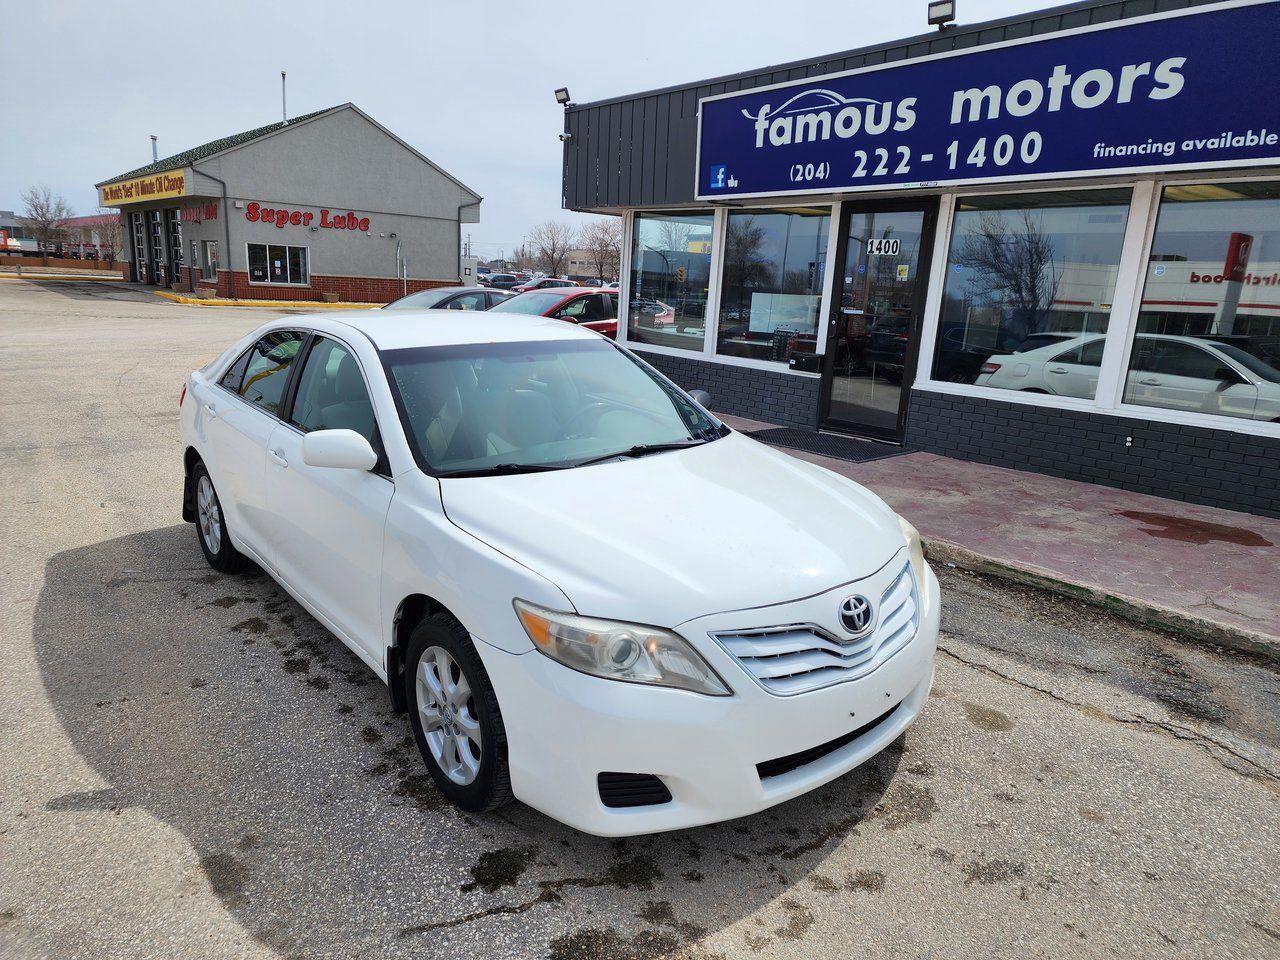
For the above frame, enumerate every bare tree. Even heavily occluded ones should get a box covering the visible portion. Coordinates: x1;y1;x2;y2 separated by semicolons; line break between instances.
954;209;1060;345
88;209;123;264
19;185;73;266
510;243;536;273
657;218;696;255
577;217;623;281
722;215;773;329
528;221;575;277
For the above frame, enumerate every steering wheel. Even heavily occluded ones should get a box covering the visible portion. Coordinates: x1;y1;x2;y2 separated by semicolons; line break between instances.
560;401;612;437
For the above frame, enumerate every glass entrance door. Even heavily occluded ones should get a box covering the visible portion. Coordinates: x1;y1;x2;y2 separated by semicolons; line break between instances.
820;200;937;441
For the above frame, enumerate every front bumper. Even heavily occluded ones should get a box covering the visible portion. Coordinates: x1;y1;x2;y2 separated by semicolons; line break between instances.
477;563;940;836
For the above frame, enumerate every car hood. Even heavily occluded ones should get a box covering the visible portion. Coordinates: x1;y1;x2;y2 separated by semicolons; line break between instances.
439;432;905;627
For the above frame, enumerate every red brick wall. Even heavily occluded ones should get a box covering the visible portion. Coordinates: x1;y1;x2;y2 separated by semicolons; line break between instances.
1;254;125;274
209;271;454;303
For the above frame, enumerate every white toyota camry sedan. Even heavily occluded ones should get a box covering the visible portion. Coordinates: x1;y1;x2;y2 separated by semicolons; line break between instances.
180;310;939;835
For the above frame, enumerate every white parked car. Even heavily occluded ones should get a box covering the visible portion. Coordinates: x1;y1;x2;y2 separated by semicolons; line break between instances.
975;333;1280;420
180;310;939;835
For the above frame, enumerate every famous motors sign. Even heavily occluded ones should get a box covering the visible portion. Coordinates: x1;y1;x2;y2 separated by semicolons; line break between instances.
695;0;1280;200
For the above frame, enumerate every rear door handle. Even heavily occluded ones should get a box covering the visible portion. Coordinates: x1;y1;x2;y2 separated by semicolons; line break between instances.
1138;377;1161;385
1048;367;1067;374
203;403;218;419
269;449;288;468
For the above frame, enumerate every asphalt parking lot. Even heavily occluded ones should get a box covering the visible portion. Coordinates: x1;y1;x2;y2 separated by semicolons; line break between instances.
1;278;1278;960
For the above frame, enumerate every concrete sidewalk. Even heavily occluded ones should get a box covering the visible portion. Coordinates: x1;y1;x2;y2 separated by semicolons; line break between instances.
722;415;1280;660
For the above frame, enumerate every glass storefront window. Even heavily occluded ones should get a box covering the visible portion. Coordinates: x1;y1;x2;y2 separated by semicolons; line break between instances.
627;212;714;351
248;242;308;285
1124;181;1280;422
936;190;1130;398
716;207;830;362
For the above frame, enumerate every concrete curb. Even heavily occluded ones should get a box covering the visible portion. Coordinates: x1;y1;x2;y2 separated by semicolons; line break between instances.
153;291;379;310
924;537;1280;664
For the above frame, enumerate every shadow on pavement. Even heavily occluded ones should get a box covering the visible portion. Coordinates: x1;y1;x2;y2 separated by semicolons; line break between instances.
34;524;918;959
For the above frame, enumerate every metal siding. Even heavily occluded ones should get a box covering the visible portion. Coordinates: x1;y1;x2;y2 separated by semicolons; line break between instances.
563;0;1226;210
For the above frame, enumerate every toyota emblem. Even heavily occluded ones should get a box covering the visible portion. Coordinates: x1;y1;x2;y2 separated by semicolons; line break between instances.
839;595;875;637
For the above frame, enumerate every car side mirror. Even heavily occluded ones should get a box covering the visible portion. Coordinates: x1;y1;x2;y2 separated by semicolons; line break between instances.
302;429;378;471
689;389;712;408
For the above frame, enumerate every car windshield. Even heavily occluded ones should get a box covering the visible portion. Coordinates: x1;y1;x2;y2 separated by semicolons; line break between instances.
382;339;722;476
382;289;454;310
1208;342;1280;383
488;291;566;315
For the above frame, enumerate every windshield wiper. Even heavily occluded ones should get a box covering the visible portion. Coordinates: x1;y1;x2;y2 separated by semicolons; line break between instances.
440;462;575;478
575;438;709;467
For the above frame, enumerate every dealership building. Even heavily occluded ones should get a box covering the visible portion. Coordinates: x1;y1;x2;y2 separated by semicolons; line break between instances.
562;0;1280;517
96;103;480;301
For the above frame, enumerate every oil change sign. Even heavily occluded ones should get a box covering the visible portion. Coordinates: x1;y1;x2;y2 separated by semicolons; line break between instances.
695;0;1280;200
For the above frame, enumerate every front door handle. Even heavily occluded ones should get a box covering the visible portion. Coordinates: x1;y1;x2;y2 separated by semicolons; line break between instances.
1137;377;1161;386
269;449;288;468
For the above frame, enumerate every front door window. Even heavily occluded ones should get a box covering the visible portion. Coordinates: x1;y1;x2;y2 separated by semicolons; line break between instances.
821;205;935;440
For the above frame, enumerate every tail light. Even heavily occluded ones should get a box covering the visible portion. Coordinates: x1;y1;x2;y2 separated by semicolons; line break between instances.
979;362;1001;375
179;383;187;407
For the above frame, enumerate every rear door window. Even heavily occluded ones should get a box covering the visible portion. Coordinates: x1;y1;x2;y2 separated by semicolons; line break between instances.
446;291;488;311
219;349;252;392
238;331;305;415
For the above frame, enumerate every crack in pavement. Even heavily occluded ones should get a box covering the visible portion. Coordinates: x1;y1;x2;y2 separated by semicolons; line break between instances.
937;642;1280;790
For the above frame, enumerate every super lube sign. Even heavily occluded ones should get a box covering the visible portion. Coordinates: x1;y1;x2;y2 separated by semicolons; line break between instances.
695;0;1280;200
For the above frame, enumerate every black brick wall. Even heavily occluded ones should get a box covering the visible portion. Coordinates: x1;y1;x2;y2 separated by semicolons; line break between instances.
906;390;1280;519
633;350;820;429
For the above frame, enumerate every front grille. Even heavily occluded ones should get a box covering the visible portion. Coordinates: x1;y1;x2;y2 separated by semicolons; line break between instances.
712;562;919;696
597;772;672;808
757;699;903;780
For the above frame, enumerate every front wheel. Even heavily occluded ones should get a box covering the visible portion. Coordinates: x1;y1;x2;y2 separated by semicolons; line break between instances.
192;462;246;573
405;613;512;813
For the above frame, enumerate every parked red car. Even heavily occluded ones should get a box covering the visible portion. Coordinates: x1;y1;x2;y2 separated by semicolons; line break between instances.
488;287;619;339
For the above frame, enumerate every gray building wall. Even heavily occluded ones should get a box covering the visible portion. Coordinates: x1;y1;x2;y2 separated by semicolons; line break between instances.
905;391;1280;520
637;350;821;429
190;107;479;280
561;0;1224;211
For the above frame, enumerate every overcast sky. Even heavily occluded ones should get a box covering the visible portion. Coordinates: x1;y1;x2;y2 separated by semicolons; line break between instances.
4;0;1043;259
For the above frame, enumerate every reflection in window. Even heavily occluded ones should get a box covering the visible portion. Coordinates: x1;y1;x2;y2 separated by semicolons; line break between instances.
1125;181;1280;422
239;331;304;414
627;212;714;351
936;190;1130;397
716;208;829;362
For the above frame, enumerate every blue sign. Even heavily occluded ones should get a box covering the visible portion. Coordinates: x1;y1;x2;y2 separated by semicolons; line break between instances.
695;0;1280;200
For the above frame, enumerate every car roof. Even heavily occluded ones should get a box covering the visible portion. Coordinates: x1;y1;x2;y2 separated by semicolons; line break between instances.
262;309;600;352
402;285;489;295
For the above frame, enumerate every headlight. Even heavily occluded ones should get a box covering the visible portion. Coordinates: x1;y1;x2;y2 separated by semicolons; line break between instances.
898;515;927;583
513;600;731;696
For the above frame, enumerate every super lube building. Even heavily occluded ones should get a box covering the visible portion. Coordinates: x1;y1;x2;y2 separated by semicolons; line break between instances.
96;103;480;302
561;0;1280;517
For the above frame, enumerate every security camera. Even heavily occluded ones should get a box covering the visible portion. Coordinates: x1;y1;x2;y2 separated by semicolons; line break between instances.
558;132;574;142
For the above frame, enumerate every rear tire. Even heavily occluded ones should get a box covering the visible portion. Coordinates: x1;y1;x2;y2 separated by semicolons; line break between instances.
191;462;247;573
405;612;512;813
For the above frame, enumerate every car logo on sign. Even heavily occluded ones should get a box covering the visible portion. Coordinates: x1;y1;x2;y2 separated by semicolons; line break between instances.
839;595;875;638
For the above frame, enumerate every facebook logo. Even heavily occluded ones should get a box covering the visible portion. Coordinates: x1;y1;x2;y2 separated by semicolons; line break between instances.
709;165;727;189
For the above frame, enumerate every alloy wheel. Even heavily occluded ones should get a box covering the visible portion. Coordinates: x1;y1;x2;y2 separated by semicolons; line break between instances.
416;645;483;785
196;475;222;554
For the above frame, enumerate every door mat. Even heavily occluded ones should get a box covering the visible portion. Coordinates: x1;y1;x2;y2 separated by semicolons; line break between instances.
745;427;914;464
